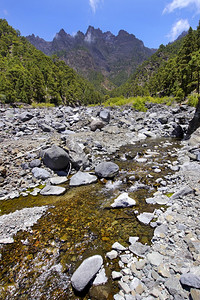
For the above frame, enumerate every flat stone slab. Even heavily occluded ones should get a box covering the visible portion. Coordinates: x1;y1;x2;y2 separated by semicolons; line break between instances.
71;255;103;292
111;192;136;208
50;176;68;185
137;212;154;225
69;171;97;186
40;185;66;196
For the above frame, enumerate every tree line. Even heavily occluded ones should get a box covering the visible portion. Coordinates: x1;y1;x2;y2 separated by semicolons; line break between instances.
0;19;103;106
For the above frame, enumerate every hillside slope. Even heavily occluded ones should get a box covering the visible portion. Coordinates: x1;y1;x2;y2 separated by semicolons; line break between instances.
0;19;102;105
113;23;200;101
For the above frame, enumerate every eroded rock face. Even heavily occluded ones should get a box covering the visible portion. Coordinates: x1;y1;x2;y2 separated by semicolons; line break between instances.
42;144;70;171
71;255;103;292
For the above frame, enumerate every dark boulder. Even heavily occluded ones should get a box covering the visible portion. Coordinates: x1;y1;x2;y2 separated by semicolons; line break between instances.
171;125;184;139
42;144;70;171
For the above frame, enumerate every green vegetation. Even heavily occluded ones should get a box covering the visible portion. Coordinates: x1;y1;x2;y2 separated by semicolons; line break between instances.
111;22;200;104
0;19;103;105
103;96;174;111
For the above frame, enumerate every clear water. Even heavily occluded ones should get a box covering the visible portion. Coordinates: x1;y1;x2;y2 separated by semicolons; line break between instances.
0;138;180;299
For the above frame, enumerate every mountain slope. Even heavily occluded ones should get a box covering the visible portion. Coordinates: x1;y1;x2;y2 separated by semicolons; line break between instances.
0;19;102;105
26;26;156;89
111;26;200;100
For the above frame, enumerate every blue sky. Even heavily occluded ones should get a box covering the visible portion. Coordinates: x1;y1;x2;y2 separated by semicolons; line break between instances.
0;0;200;48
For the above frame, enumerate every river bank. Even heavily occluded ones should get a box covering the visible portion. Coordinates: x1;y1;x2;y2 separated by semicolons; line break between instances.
0;103;200;299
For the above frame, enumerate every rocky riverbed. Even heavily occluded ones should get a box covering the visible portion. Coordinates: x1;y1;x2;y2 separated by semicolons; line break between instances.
0;103;200;299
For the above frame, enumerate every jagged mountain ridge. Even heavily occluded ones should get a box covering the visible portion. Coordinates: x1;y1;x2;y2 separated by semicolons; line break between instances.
26;26;156;89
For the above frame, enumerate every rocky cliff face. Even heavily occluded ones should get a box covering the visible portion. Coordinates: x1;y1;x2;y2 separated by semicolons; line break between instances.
26;26;156;88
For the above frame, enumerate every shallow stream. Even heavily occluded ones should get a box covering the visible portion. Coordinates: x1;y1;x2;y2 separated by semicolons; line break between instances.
0;138;181;299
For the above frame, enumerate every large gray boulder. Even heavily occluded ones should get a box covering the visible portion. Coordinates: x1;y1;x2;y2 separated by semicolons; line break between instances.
42;144;70;171
70;171;97;186
32;167;51;180
71;255;103;292
95;162;119;178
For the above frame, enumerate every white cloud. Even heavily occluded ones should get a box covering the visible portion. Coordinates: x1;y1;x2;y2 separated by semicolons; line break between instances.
163;0;200;14
89;0;102;13
168;19;190;41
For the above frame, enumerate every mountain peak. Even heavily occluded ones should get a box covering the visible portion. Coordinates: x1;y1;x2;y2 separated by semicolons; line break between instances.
26;26;156;88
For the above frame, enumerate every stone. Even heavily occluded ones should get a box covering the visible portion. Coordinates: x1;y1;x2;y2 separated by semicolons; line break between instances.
171;125;184;139
180;273;200;288
130;277;140;291
39;123;52;132
66;139;89;170
32;167;51;180
111;192;136;208
147;252;163;266
19;112;34;122
129;237;139;245
99;109;110;123
191;288;200;300
137;212;154;225
52;122;65;132
50;176;68;185
90;118;106;131
71;255;103;292
112;242;127;251
157;264;171;278
43;144;70;171
93;267;108;285
106;250;118;260
118;281;131;294
69;171;97;186
95;162;119;178
165;276;182;296
112;271;122;280
40;185;66;196
114;294;124;300
170;186;194;200
129;242;150;258
29;159;41;168
153;224;168;238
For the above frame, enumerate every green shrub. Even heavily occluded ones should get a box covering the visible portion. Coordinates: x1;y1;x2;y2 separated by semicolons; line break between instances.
31;102;55;108
102;95;175;111
187;93;199;107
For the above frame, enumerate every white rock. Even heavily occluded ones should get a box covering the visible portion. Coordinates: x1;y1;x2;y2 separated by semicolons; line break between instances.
112;271;123;280
112;242;127;251
106;250;118;260
111;192;136;208
137;212;154;225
